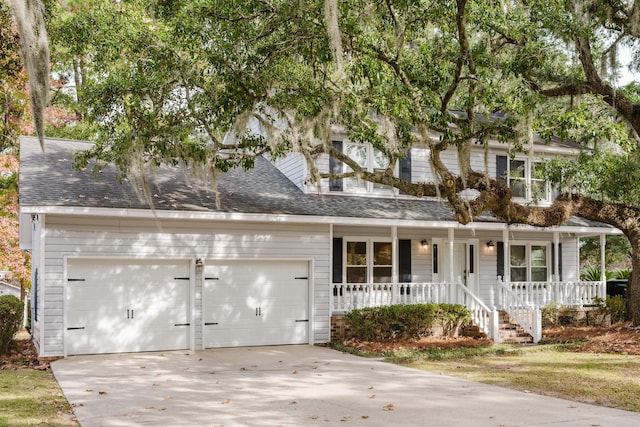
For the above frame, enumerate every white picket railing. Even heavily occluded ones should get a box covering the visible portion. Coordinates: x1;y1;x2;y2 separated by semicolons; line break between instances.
331;282;450;312
451;279;499;342
503;279;606;308
330;280;499;342
330;279;605;344
497;278;542;343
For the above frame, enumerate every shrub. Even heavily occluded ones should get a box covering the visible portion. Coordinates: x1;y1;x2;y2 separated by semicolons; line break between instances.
606;295;627;323
437;304;471;337
344;304;438;341
580;266;612;281
0;295;23;355
541;302;560;326
612;268;632;279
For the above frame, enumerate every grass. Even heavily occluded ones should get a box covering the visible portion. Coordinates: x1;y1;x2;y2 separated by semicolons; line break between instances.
393;344;640;412
0;369;77;426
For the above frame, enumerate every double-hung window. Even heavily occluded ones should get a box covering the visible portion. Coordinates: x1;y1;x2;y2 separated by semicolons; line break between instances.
345;239;393;283
498;155;550;202
344;143;391;193
510;243;549;282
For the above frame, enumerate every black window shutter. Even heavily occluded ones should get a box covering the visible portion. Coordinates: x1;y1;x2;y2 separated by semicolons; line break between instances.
497;241;505;279
432;244;438;274
398;239;412;282
329;141;343;191
332;237;343;283
399;150;412;194
496;155;508;183
551;243;556;275
558;243;563;281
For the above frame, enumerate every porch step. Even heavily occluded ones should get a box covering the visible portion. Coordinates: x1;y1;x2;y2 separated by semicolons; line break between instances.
498;310;534;344
460;323;487;339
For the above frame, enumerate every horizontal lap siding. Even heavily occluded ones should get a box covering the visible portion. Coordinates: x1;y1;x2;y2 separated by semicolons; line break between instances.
272;153;306;191
41;217;330;356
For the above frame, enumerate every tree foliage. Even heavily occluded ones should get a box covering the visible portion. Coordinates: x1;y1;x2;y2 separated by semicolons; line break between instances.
38;0;640;325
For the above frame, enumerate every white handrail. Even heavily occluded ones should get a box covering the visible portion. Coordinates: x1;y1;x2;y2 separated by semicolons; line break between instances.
498;277;542;343
452;278;499;342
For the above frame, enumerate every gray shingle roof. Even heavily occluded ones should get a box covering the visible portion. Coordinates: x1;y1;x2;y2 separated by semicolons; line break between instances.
19;136;609;228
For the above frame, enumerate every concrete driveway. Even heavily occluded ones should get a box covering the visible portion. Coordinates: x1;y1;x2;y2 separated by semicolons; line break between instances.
52;345;640;426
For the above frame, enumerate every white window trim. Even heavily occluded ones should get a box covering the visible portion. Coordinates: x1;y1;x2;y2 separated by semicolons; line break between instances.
506;157;551;204
509;241;551;282
343;142;397;195
343;237;393;284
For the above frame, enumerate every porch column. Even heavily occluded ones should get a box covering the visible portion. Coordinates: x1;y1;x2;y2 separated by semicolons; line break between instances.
501;228;510;309
448;228;455;303
391;226;398;284
502;228;510;283
600;233;606;283
553;231;560;282
329;224;334;315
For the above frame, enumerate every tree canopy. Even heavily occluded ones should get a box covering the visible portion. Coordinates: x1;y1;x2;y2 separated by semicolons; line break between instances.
15;0;640;323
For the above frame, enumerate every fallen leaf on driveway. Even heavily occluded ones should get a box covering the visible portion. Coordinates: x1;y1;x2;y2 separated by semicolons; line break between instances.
361;415;369;419
383;403;394;411
310;415;320;420
85;389;93;392
221;399;231;404
369;394;376;399
98;391;107;396
341;416;351;422
292;370;298;374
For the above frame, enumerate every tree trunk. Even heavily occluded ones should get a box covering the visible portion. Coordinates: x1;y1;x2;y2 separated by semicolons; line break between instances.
628;233;640;326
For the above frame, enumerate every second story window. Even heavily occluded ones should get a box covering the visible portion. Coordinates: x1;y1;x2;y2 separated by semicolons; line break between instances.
497;155;550;202
344;143;391;193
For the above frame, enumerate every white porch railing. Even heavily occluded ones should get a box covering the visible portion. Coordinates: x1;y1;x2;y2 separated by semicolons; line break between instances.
331;281;499;342
331;282;450;312
452;279;499;342
502;279;606;309
497;278;542;343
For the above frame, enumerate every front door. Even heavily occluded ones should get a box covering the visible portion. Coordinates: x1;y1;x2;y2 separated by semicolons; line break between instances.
437;240;479;295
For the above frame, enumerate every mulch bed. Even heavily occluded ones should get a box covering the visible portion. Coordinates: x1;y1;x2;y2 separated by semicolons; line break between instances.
341;322;640;354
0;330;49;370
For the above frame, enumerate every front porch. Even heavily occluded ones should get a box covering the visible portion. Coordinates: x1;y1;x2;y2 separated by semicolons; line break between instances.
331;279;606;343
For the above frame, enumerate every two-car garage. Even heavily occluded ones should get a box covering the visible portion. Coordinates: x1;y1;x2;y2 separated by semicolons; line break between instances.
65;258;310;355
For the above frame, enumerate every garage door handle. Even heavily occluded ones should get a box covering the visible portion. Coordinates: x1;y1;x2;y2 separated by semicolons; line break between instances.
205;322;219;326
295;277;308;280
295;319;309;323
67;327;85;330
174;323;190;327
205;277;219;280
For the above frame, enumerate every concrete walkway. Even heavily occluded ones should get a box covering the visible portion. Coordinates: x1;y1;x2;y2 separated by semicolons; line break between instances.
52;345;640;426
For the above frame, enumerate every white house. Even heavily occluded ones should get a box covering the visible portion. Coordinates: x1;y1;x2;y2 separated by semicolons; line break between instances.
19;134;618;357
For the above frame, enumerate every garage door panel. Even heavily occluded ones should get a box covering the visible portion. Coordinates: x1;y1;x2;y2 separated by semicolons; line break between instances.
66;259;191;355
204;261;309;348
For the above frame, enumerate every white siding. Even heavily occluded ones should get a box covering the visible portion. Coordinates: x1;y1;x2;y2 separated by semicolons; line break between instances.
39;217;330;357
561;238;580;282
272;153;306;191
410;240;432;282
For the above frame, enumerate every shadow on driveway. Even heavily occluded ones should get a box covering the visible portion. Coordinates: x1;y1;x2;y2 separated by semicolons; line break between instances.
52;345;640;426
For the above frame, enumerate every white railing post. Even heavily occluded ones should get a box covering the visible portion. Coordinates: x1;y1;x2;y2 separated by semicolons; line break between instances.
490;309;500;343
532;308;542;344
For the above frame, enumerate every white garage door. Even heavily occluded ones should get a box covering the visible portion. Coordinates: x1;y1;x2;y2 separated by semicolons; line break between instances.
66;259;191;355
203;260;309;348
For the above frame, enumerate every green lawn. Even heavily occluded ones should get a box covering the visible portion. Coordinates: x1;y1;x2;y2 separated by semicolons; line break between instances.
399;346;640;412
0;370;77;426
